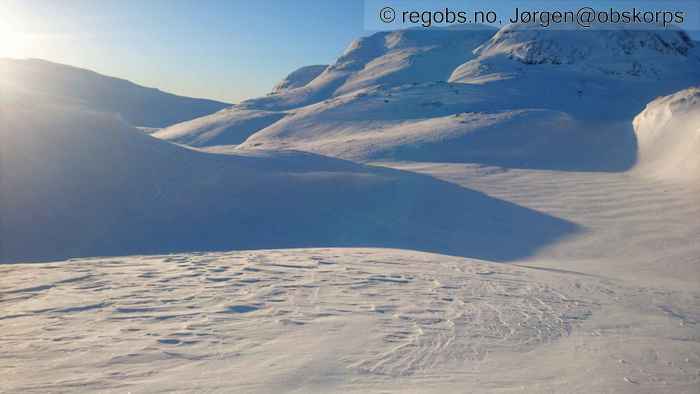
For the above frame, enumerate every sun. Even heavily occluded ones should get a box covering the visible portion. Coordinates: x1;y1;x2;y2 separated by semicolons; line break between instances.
0;4;38;59
0;25;34;58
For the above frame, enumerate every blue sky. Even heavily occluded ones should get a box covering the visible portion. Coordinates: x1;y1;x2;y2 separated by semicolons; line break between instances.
2;0;698;103
1;0;366;102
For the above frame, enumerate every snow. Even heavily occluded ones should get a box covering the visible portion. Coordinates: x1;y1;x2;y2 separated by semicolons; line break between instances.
2;23;700;393
2;248;699;392
152;107;286;147
329;27;496;96
272;64;327;93
158;24;699;174
0;58;229;127
463;23;696;77
155;27;496;147
0;87;576;264
633;87;700;182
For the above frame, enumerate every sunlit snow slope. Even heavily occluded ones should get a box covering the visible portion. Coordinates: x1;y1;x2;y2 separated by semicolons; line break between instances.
633;87;700;182
0;58;229;127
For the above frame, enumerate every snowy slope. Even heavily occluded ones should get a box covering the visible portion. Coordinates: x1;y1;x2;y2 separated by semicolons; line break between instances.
152;107;286;147
0;58;230;127
3;247;699;393
240;82;596;166
272;64;327;93
633;87;700;181
446;24;700;118
453;24;697;80
330;26;497;96
250;26;497;110
0;86;576;263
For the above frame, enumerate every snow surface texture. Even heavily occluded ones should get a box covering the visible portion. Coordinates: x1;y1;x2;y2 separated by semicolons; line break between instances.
2;249;699;393
633;87;700;181
0;58;229;127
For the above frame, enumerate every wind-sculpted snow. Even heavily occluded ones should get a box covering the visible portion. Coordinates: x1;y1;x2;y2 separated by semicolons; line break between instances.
0;58;229;127
633;87;700;182
2;248;698;392
0;250;614;386
0;95;577;263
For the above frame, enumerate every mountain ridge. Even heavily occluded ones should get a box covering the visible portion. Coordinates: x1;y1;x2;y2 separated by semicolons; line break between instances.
0;58;230;128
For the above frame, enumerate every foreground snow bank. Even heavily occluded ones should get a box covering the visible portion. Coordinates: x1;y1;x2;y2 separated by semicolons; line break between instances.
0;248;612;391
2;248;698;393
633;87;700;182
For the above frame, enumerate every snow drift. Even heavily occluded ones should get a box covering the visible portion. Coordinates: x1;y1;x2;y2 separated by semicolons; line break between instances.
161;24;699;172
0;87;576;263
633;87;700;182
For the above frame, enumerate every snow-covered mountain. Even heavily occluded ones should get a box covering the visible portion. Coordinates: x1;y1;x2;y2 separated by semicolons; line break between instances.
156;26;497;146
158;24;700;172
633;87;700;182
453;24;696;80
0;58;230;127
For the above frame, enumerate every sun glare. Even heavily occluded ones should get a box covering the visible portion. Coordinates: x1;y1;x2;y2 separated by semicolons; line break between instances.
0;26;33;58
0;5;37;59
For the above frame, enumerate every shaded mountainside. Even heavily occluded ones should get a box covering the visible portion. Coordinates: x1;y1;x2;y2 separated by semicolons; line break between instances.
0;58;230;127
